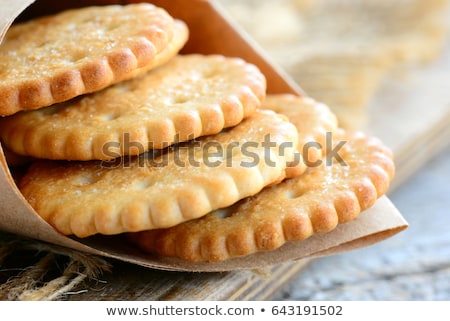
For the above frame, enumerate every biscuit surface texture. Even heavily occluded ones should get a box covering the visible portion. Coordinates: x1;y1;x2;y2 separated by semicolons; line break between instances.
129;130;395;262
19;110;298;238
0;54;265;160
0;4;177;116
260;94;338;177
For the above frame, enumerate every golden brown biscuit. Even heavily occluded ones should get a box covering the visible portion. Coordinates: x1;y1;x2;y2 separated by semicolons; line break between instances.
0;3;177;116
19;109;299;238
128;131;395;262
260;94;338;177
0;54;265;160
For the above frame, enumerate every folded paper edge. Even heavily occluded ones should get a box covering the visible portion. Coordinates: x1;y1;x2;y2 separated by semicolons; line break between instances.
73;196;408;272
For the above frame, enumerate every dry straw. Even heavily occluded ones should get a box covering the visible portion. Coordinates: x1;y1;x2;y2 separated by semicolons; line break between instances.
0;233;111;300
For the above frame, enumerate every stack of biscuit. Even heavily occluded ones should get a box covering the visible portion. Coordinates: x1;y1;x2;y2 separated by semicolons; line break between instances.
0;3;395;263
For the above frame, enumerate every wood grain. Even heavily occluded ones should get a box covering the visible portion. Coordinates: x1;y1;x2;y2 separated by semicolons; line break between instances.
365;24;450;189
66;259;310;300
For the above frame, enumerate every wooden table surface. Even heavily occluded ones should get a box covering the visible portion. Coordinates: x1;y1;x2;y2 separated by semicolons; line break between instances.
274;146;450;301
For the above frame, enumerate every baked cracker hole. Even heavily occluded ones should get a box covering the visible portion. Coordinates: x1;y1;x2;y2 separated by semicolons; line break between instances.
201;68;218;79
101;113;120;121
74;174;96;186
284;189;304;199
132;180;153;190
172;95;190;104
106;23;122;32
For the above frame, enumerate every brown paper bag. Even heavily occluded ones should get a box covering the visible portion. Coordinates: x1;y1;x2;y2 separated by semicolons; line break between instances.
0;0;408;272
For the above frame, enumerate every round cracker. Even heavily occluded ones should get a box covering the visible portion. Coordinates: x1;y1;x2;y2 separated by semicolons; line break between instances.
19;109;299;238
0;3;177;116
128;130;395;262
0;54;265;160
